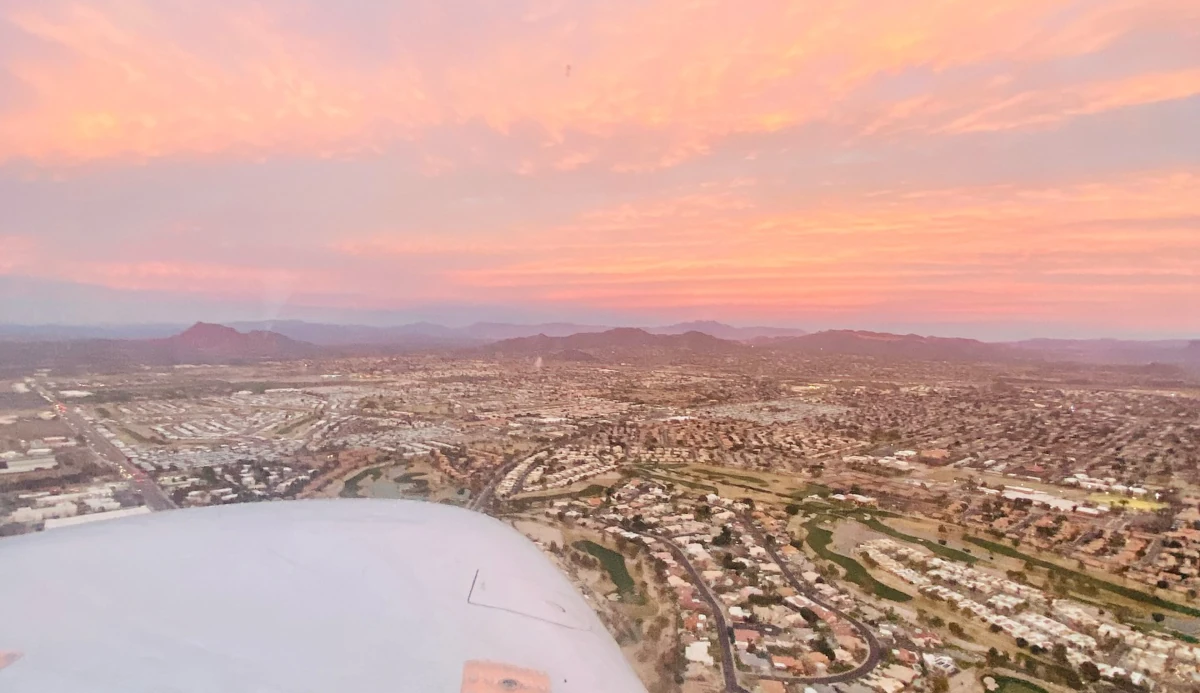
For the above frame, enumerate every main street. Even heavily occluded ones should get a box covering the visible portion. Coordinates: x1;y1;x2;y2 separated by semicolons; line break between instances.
33;384;177;511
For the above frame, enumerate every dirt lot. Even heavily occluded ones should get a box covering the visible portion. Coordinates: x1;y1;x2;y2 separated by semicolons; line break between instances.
0;416;74;453
512;519;564;546
0;382;45;413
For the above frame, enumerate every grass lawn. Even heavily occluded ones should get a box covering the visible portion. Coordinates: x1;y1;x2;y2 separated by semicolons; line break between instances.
1086;493;1166;511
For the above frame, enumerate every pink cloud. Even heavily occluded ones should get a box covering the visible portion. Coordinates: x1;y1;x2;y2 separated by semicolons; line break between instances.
2;0;1195;167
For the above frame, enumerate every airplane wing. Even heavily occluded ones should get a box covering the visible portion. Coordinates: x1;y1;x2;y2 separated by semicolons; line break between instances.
0;499;649;693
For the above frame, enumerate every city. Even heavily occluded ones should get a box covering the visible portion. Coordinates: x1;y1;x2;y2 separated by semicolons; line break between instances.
1;0;1198;686
3;323;1198;693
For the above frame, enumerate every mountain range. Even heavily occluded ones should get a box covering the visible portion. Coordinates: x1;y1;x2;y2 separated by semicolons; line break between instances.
753;330;1019;361
479;327;746;362
0;319;805;346
481;328;1200;370
0;320;1197;373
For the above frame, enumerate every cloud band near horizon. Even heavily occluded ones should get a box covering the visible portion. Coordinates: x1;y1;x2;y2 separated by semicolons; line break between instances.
1;0;1198;337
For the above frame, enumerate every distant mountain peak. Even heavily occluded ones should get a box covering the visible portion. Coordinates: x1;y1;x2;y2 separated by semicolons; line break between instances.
177;322;241;342
165;322;313;358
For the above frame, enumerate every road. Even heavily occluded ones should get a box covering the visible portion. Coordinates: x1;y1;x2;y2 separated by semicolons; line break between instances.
470;447;559;512
738;513;884;684
504;455;545;499
34;384;177;511
469;456;524;512
1009;509;1045;535
646;534;751;693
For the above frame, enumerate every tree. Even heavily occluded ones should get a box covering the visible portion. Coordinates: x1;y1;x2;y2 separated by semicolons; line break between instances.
948;622;965;638
786;504;801;516
810;637;835;660
1152;612;1166;623
986;648;1003;667
931;676;950;693
1052;643;1068;664
1080;661;1101;682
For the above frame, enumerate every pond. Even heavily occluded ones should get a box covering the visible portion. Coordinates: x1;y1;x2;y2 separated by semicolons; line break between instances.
573;540;636;597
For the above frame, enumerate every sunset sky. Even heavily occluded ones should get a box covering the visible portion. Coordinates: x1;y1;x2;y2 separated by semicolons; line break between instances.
1;0;1197;338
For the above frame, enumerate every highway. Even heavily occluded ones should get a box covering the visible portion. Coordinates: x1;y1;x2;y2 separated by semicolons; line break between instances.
34;383;177;511
646;534;751;693
738;513;883;684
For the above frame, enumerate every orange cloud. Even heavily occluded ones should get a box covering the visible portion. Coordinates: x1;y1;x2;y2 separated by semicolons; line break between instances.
2;0;1196;166
444;171;1200;324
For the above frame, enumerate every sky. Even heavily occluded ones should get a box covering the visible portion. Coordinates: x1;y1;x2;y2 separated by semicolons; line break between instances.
0;0;1198;339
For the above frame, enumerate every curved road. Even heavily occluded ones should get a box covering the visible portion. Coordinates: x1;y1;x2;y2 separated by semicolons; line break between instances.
737;513;884;685
646;534;751;693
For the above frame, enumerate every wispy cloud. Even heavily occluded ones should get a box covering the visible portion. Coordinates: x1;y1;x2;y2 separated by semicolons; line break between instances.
0;0;1196;335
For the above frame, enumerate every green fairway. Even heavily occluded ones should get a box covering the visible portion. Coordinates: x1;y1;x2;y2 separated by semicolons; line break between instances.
966;536;1200;618
340;467;383;497
805;518;911;602
640;471;718;494
698;470;771;486
858;516;977;564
